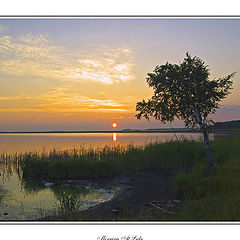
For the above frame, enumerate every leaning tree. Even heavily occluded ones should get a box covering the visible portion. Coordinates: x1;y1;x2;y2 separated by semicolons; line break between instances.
136;53;235;171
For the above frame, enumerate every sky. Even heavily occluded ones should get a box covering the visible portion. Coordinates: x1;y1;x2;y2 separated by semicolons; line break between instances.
0;18;240;131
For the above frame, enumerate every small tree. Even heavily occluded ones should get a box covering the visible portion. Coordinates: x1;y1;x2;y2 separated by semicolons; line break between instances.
136;53;235;171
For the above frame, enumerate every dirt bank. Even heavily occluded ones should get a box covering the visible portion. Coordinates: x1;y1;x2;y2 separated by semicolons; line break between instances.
43;172;177;221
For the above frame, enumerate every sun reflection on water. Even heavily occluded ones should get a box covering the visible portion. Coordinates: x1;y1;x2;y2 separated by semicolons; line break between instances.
112;132;117;142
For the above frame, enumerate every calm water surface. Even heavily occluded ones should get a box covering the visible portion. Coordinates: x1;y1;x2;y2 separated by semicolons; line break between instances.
0;132;205;153
0;132;207;220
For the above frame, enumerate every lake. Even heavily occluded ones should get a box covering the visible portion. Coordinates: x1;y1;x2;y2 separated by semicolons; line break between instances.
0;132;208;220
0;132;206;153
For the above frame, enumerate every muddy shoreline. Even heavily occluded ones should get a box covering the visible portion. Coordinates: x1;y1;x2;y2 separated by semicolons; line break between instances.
42;172;176;221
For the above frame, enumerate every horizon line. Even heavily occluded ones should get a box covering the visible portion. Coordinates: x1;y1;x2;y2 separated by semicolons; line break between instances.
0;128;193;134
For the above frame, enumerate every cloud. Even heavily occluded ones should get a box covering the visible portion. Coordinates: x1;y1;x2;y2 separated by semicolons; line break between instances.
0;34;57;60
211;105;240;121
65;59;134;84
0;96;32;100
0;83;138;113
37;87;128;112
0;108;45;112
215;105;240;115
0;33;135;85
0;34;64;78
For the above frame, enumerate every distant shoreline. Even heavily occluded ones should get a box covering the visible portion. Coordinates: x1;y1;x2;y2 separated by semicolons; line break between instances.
1;129;240;134
0;129;196;134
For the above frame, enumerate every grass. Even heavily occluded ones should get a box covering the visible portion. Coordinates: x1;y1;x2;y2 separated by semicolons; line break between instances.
0;185;8;205
121;135;240;221
53;185;88;215
173;143;240;221
14;135;240;182
16;137;207;180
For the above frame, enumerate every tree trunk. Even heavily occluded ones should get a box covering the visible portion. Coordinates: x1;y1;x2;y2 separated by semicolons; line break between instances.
168;122;179;141
194;109;214;171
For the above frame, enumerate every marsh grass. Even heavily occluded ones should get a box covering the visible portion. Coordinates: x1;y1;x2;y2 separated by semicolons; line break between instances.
174;136;240;220
52;185;88;215
111;136;240;221
0;184;8;205
20;178;46;195
174;160;240;220
34;205;55;219
16;138;208;180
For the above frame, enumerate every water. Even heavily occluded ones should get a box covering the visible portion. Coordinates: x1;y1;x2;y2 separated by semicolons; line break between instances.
0;170;117;220
0;132;204;220
0;132;204;153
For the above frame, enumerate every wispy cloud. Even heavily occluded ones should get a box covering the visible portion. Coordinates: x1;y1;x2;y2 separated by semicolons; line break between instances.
65;57;134;84
0;32;135;85
210;105;240;121
38;87;128;112
215;105;240;115
0;96;32;100
0;86;132;113
0;108;45;112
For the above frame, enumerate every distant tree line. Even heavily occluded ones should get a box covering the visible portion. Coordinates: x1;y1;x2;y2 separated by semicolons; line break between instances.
212;120;240;129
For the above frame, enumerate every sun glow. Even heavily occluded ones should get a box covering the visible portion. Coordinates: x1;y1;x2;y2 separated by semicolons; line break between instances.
112;122;117;128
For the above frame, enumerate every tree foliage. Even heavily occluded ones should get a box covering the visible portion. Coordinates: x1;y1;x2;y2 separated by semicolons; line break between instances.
136;53;235;128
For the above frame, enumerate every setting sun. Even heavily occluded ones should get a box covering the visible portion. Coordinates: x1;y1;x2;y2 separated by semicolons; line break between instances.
112;122;117;128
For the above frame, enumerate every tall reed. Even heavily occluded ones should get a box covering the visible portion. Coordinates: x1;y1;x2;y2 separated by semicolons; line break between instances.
17;138;207;180
4;136;240;182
